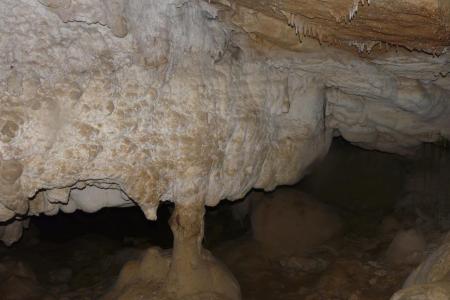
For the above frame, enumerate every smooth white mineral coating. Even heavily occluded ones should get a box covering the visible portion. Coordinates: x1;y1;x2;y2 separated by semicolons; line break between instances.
62;186;133;214
0;0;449;244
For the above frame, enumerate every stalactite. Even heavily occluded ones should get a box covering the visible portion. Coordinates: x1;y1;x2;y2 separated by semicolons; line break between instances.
287;13;326;43
348;0;372;21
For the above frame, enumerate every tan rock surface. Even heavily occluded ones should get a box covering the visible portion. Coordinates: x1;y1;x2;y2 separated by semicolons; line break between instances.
220;0;450;53
103;202;241;300
391;234;450;299
0;0;449;248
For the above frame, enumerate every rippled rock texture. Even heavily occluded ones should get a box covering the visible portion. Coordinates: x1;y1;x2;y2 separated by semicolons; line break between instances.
1;0;450;280
2;0;449;240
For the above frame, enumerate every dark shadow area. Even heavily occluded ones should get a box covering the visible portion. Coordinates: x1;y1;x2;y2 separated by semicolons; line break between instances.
297;137;409;236
31;204;174;248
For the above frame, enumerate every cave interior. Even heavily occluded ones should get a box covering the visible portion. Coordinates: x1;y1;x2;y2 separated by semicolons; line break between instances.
1;0;450;299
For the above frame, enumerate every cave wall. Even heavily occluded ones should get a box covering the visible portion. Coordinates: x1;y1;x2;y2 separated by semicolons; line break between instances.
1;0;450;245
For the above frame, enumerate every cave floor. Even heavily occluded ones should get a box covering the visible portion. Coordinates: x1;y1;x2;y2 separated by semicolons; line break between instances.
0;205;444;300
214;229;442;300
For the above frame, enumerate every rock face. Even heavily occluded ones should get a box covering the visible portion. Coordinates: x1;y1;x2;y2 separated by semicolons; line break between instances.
0;258;46;300
385;229;426;266
1;0;338;242
251;190;342;257
226;0;450;52
391;234;450;300
1;0;450;296
1;0;449;242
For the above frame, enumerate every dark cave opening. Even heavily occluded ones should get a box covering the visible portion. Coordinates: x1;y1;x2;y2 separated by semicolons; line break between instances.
31;204;174;247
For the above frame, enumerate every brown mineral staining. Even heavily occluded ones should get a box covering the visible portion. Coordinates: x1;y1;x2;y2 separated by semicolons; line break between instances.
144;55;168;69
124;91;138;98
1;121;19;142
30;96;49;111
110;15;128;38
84;144;103;161
147;87;157;98
69;89;82;101
31;101;42;111
76;123;100;139
54;81;82;101
63;149;74;159
106;101;115;114
119;139;137;154
0;160;23;184
229;0;450;53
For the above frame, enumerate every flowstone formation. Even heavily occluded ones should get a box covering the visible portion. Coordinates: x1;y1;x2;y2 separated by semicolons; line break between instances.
2;0;450;244
391;234;450;300
103;202;241;300
1;0;450;298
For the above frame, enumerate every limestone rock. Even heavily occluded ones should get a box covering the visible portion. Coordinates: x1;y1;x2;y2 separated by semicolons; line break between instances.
223;0;450;52
379;216;402;236
251;189;342;257
279;256;328;274
0;0;449;245
2;0;450;298
0;259;47;300
104;203;241;300
0;220;27;246
0;203;15;222
385;229;426;266
391;234;450;299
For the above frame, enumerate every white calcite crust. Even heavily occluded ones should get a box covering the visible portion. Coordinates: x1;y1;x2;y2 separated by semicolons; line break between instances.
0;0;449;245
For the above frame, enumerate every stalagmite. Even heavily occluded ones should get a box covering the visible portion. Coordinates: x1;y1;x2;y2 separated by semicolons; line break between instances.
104;201;241;300
166;203;241;299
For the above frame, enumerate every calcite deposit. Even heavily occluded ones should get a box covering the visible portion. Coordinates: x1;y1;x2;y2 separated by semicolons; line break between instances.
251;189;342;257
1;0;450;298
104;203;241;300
225;0;450;52
2;0;449;241
392;234;450;300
